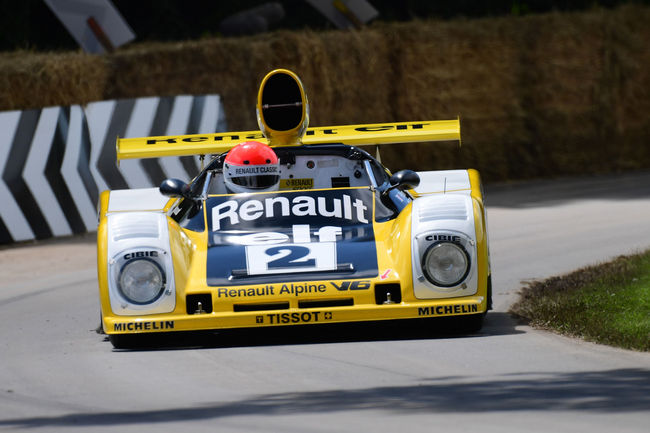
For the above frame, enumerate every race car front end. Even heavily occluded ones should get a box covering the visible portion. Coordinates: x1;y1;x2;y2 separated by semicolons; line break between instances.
97;170;490;348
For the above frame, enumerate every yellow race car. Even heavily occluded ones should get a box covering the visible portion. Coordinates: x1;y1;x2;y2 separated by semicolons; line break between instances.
97;69;491;348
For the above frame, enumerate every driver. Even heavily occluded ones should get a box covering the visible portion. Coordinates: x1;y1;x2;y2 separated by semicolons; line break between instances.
223;141;280;193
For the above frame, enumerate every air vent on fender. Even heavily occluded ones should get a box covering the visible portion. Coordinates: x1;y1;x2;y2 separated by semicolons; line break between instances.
111;217;160;241
418;194;469;223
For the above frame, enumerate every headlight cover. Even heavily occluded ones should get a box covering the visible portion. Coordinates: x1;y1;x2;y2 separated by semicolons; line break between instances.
422;242;470;287
118;258;166;304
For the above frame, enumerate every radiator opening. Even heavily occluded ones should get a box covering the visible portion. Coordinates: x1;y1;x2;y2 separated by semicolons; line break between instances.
233;302;290;312
299;298;354;309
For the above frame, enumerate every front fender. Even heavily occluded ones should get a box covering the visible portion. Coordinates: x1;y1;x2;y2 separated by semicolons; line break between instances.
410;169;489;302
97;189;176;317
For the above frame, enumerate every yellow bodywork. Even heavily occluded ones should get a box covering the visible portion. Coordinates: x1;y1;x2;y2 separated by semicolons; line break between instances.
97;173;489;335
99;68;486;338
116;119;461;161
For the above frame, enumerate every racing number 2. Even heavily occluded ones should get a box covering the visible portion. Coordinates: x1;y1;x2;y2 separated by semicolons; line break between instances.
265;246;316;269
246;243;337;275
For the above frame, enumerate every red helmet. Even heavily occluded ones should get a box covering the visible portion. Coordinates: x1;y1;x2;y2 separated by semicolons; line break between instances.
223;141;280;193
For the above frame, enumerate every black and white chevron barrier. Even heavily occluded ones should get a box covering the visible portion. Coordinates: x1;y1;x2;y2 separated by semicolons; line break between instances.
0;95;226;245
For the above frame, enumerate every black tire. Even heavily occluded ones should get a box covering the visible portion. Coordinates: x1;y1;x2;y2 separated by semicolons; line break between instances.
109;334;144;350
487;274;493;311
459;312;485;334
438;313;485;335
96;312;105;334
429;312;485;335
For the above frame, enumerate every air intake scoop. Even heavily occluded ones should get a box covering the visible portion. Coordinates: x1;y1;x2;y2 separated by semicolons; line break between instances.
256;69;309;145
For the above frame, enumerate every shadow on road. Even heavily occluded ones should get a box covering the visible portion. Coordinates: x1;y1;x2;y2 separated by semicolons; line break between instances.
2;367;648;428
486;170;650;208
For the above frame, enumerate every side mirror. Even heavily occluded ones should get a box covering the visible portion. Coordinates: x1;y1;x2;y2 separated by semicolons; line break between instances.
388;169;420;192
160;178;191;198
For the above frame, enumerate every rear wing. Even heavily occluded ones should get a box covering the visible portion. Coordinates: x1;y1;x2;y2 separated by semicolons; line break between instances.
116;119;460;161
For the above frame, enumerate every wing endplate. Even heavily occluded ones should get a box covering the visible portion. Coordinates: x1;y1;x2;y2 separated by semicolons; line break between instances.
116;119;460;161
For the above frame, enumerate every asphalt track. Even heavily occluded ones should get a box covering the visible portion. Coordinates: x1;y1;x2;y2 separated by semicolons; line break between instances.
1;172;649;432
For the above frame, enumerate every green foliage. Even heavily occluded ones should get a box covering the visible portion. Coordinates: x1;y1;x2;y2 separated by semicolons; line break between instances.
511;250;650;351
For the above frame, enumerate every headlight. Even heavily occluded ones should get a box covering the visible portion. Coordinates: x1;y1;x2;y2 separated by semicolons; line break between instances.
118;258;165;304
422;242;470;287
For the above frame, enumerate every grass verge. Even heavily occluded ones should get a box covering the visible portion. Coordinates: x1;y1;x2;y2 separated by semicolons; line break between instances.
510;250;650;351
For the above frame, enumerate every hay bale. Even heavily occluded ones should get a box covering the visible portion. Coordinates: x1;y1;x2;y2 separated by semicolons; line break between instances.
1;5;649;181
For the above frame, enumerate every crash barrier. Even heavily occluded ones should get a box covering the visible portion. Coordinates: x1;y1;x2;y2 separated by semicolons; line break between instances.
0;95;226;245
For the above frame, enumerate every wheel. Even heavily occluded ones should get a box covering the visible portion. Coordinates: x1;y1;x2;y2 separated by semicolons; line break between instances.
109;334;144;349
487;274;493;310
96;312;105;334
458;312;485;334
438;313;485;335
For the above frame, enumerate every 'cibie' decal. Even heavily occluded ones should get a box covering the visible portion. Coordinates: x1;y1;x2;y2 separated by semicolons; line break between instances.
206;188;378;285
